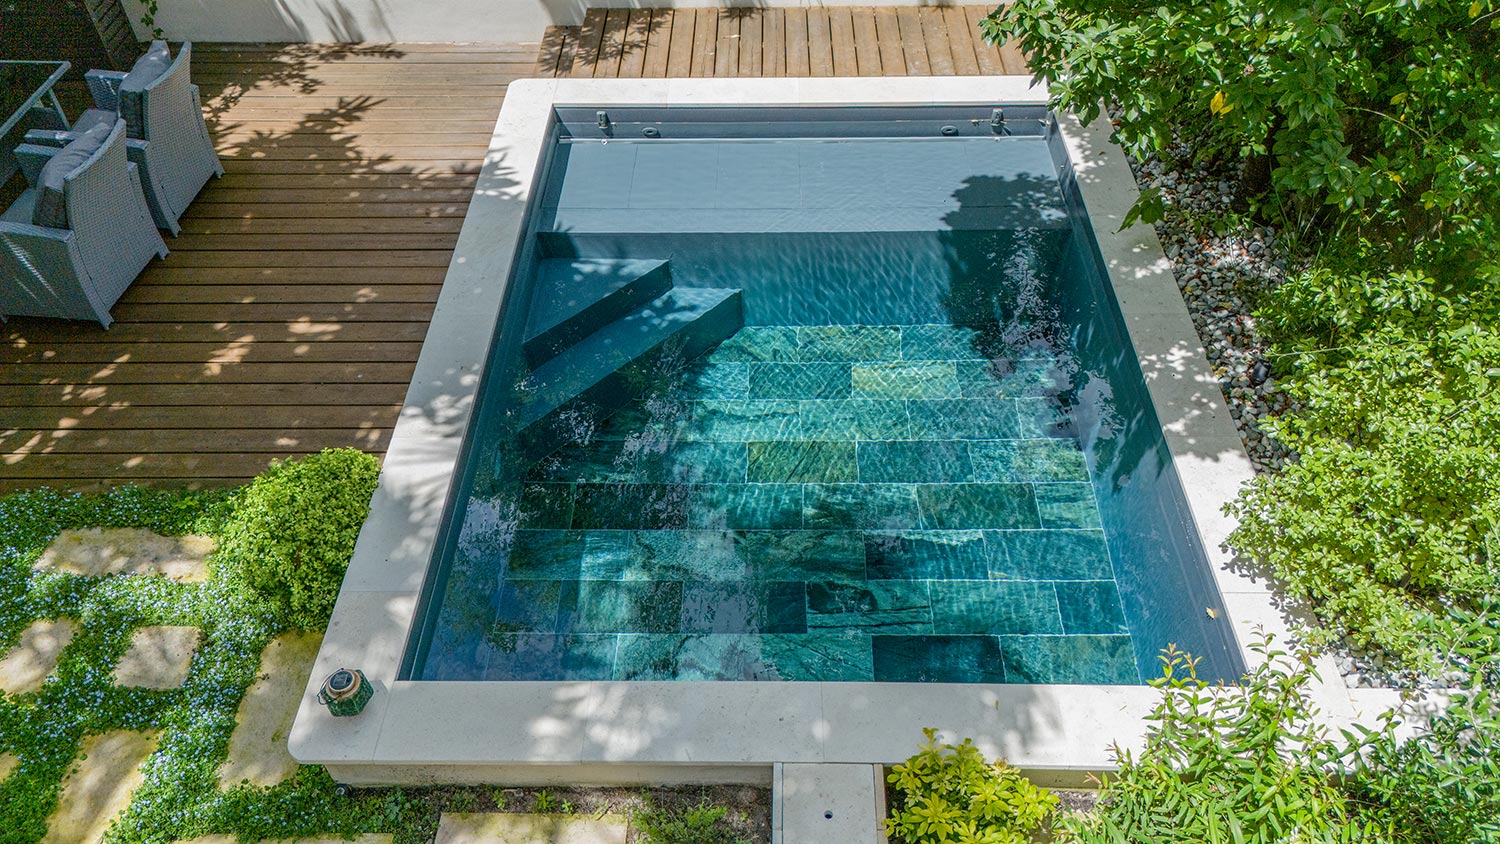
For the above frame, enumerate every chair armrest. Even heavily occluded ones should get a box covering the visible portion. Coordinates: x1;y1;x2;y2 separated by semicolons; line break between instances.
12;143;61;188
22;129;78;149
86;70;128;112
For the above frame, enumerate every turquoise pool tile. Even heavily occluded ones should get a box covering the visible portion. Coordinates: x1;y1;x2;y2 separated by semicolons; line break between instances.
968;439;1089;482
687;483;804;529
796;325;902;361
802;483;922;530
959;359;1069;398
749;362;852;400
735;530;868;581
613;632;872;681
915;483;1041;530
851;361;959;399
714;326;800;362
900;325;988;361
906;399;1019;439
680;581;807;633
998;634;1141;684
517;483;573;529
571;483;691;529
491;579;564;633
1035;483;1102;529
857;440;973;483
482;633;617;681
863;530;990;580
799;399;910;441
532;439;745;484
569;580;684;634
761;632;872;680
589;398;693;441
507;530;585;580
579;530;746;581
670;360;749;401
690;400;801;441
956;360;1008;398
872;635;1005;683
930;580;1062;635
806;581;932;633
1057;580;1130;635
991;530;1115;580
1015;397;1076;438
747;441;857;483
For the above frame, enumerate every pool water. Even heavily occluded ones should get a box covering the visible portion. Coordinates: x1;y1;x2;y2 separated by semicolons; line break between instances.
403;107;1241;684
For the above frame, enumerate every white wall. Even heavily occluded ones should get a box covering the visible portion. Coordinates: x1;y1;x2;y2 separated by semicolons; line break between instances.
123;0;589;44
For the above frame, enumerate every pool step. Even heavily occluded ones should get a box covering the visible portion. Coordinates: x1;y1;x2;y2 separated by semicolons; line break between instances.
524;258;674;367
517;286;745;456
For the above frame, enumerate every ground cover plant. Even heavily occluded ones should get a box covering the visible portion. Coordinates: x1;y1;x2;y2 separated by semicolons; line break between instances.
986;0;1500;676
884;729;1057;844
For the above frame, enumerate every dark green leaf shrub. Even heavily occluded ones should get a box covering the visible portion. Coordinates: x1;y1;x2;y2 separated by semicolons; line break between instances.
634;801;749;844
1063;641;1373;844
1227;267;1500;667
986;0;1500;270
885;728;1056;844
213;448;380;631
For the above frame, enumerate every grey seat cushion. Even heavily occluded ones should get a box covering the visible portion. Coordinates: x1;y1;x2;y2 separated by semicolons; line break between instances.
70;108;117;136
119;40;172;138
32;121;113;229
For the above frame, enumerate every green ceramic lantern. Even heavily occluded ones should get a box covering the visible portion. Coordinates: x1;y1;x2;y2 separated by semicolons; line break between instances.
318;668;373;717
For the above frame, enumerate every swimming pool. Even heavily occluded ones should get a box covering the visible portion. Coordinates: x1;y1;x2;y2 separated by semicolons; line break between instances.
400;105;1242;685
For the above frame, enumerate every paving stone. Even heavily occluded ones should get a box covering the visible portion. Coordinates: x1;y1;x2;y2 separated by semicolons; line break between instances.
0;618;77;695
35;528;213;582
0;752;18;781
218;632;323;788
44;730;158;844
114;626;199;689
435;812;626;844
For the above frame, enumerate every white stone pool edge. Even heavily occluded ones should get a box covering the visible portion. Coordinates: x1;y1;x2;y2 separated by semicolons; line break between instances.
288;77;1408;788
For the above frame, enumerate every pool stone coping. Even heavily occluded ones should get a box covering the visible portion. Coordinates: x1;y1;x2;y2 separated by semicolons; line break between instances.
288;77;1397;786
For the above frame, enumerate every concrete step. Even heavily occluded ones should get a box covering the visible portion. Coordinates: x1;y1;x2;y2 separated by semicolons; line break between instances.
524;258;673;367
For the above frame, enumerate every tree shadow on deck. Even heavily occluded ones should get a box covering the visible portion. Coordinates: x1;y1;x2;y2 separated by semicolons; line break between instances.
0;42;520;492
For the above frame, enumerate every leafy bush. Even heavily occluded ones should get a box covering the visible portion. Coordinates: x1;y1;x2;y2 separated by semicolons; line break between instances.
1341;688;1500;844
885;728;1056;844
634;801;749;844
213;448;380;630
986;0;1500;271
1063;641;1369;844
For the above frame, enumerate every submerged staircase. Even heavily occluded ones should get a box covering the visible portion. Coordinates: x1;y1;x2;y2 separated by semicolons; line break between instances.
515;257;743;455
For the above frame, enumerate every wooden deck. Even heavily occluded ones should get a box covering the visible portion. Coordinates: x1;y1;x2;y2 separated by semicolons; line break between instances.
536;6;1028;78
1;9;1029;492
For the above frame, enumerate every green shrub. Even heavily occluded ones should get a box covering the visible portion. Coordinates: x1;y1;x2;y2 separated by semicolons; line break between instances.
633;801;748;844
885;728;1056;844
986;0;1500;272
1062;640;1373;844
213;448;380;630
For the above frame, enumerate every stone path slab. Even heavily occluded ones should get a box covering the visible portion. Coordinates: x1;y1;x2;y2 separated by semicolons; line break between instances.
0;752;18;781
43;730;158;844
435;813;628;844
219;631;324;788
36;528;213;582
0;618;77;695
778;763;882;844
114;626;199;689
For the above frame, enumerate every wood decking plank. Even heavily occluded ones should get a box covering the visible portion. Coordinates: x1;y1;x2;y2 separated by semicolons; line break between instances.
806;7;834;77
0;428;393;457
666;9;697;76
643;9;673;78
0;405;402;431
617;9;652;78
763;8;786;77
895;7;931;75
738;9;764;78
852;7;883;76
963;5;1005;75
943;5;981;75
3;341;425;365
593;8;631;77
919;7;957;75
784;8;811;76
569;9;609;76
536;26;569;76
691;8;718;77
713;9;740;77
873;7;906;77
828;7;858;76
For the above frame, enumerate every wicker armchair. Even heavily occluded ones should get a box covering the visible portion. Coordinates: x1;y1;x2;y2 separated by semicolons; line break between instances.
25;42;223;235
0;120;168;327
